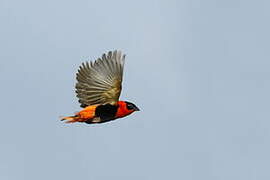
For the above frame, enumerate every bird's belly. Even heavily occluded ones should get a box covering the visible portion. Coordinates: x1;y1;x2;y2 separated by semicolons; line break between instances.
82;104;117;124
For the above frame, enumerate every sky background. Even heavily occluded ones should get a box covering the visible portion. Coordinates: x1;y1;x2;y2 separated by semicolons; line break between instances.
1;0;270;179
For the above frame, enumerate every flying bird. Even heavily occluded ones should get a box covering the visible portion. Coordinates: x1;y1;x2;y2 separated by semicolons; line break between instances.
61;50;140;124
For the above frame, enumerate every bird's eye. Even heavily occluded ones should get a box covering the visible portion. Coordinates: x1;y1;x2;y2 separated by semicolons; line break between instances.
126;104;133;110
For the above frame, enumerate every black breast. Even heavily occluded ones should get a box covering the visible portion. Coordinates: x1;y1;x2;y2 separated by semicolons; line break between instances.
95;104;118;122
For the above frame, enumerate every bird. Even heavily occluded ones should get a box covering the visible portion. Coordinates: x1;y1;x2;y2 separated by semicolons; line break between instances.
61;50;140;124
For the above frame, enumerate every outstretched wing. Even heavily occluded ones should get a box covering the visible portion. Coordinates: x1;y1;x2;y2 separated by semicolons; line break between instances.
75;50;125;108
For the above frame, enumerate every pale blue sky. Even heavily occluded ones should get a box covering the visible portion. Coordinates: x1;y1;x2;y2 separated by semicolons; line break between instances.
1;0;270;179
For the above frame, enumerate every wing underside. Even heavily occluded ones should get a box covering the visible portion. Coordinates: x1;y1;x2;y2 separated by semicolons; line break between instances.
75;50;125;107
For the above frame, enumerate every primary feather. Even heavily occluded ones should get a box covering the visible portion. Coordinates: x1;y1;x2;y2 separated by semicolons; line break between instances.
75;50;125;107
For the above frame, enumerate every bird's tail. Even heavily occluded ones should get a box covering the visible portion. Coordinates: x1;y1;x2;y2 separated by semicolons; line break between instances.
61;115;81;123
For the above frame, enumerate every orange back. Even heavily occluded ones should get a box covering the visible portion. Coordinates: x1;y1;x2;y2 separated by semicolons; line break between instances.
77;105;99;119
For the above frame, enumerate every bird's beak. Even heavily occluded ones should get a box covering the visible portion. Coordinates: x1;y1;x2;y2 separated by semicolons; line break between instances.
134;106;140;111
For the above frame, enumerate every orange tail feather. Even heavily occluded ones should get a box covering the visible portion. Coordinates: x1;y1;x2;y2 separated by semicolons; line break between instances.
61;115;94;124
61;115;78;123
61;115;88;123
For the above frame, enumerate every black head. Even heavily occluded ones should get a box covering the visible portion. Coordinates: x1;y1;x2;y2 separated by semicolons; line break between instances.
125;101;140;111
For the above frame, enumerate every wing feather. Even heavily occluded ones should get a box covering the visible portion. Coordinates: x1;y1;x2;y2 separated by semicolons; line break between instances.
75;50;125;107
